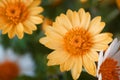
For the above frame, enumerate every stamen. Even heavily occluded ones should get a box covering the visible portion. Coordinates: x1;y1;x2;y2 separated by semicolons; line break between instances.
0;61;20;80
63;27;93;56
99;58;120;80
5;1;29;24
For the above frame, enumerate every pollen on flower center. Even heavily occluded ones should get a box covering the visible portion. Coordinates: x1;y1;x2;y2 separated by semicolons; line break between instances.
63;27;93;56
99;58;120;80
0;61;20;80
5;2;29;24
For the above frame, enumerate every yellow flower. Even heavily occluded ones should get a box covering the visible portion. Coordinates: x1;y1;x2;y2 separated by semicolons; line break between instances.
0;0;43;39
40;8;113;80
80;0;88;3
116;0;120;9
42;18;53;31
98;38;120;80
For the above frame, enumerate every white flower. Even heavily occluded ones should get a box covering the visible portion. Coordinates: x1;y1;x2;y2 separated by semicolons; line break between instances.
97;38;120;80
0;46;35;80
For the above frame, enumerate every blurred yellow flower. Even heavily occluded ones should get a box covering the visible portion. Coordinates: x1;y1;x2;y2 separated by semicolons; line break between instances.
40;8;113;80
116;0;120;9
0;0;43;39
42;18;53;31
98;38;120;80
80;0;88;3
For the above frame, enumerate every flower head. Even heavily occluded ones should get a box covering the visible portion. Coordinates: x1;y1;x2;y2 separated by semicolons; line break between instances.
98;38;120;80
40;8;113;80
0;46;35;80
0;0;43;39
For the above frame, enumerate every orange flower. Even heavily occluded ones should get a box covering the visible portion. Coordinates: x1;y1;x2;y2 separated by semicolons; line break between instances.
40;8;113;80
98;38;120;80
0;0;43;39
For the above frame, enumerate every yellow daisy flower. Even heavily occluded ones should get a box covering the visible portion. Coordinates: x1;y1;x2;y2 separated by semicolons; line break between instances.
116;0;120;9
40;8;113;80
0;0;43;39
98;38;120;80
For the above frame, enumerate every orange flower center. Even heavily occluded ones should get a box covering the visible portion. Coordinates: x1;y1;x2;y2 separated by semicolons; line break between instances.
63;27;93;56
99;58;120;80
0;61;20;80
5;1;29;24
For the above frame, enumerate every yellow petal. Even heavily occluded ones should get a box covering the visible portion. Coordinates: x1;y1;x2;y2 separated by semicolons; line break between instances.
23;24;33;34
40;37;62;50
45;26;63;39
60;56;74;72
72;11;80;27
71;57;82;80
23;20;37;30
2;23;12;34
66;9;73;25
29;0;41;7
92;43;108;51
47;50;69;66
59;14;73;30
87;51;98;62
8;26;16;39
83;55;96;76
66;10;80;27
29;7;43;15
22;0;33;6
93;33;113;44
78;8;90;29
88;16;104;35
53;22;67;36
29;16;43;24
16;23;24;39
80;12;91;30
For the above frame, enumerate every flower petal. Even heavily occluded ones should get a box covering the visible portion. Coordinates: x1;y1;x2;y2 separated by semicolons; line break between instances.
29;0;41;7
16;23;24;39
29;7;43;15
87;51;98;62
40;37;62;49
79;8;91;29
23;20;37;31
93;33;113;43
104;38;120;59
44;26;63;39
83;55;96;76
71;56;82;80
29;16;43;24
88;16;105;35
8;26;16;39
59;14;73;30
2;23;12;34
60;56;74;72
47;50;69;66
97;51;104;76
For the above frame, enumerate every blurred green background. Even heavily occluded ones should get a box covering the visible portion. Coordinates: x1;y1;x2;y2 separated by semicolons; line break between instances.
0;0;120;80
